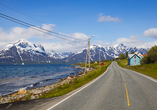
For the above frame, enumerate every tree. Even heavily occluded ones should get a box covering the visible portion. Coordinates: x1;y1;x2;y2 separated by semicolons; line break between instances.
140;56;149;65
146;45;157;63
131;51;134;54
119;53;125;60
141;45;157;64
126;52;128;58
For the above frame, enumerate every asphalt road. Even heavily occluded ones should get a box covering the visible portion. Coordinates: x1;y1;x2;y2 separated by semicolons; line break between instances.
1;61;157;110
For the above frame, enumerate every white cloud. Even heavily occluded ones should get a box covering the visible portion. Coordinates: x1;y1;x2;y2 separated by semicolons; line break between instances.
139;41;157;49
39;33;89;52
93;40;111;47
1;24;156;53
40;41;87;53
98;13;121;22
114;35;143;47
94;35;156;49
142;28;157;39
0;24;56;49
0;25;89;52
72;33;88;41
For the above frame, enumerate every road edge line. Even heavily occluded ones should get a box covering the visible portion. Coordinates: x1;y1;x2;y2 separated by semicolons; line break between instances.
116;62;157;83
47;63;111;110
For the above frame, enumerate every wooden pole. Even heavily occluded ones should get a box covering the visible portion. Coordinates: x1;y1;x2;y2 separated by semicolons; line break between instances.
84;47;88;74
99;51;100;68
88;38;90;71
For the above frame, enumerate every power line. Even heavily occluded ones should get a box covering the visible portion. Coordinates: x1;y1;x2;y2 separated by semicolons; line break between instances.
0;2;43;23
0;13;88;44
0;13;87;41
0;2;74;34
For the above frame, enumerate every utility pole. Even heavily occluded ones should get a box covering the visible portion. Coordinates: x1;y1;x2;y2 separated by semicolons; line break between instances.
88;35;95;72
84;47;88;74
88;38;90;71
99;51;100;68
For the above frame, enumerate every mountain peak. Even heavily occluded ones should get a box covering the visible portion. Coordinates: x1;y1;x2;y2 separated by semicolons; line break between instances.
116;43;126;48
120;43;124;46
14;39;30;44
118;43;125;47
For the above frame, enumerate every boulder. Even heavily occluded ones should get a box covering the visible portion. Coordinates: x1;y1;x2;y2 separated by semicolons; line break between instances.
18;88;27;94
79;72;82;75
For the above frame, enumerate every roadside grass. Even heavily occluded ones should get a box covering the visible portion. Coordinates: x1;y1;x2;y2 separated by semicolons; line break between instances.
39;61;111;98
117;59;157;79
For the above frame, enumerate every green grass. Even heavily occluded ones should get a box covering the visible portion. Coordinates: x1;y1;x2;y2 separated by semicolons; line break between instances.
117;59;157;79
39;61;111;98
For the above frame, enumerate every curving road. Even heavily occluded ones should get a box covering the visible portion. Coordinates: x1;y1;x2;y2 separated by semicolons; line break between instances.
0;61;157;110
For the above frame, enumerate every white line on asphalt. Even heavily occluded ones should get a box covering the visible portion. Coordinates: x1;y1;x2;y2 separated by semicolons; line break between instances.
6;104;12;109
116;63;157;83
47;63;111;110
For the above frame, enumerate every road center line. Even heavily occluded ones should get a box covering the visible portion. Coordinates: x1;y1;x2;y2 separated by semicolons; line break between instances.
118;69;125;81
125;83;130;106
118;69;130;106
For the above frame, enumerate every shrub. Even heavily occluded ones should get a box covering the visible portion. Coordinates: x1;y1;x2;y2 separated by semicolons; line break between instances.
141;45;157;64
119;53;125;60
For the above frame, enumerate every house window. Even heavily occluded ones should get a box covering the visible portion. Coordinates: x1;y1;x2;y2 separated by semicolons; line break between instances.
134;56;136;59
135;60;136;64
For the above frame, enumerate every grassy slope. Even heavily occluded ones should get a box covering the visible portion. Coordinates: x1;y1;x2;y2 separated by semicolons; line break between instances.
40;61;111;98
117;59;157;79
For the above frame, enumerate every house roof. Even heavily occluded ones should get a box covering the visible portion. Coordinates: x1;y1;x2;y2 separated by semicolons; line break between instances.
128;54;141;59
100;62;104;65
128;54;134;59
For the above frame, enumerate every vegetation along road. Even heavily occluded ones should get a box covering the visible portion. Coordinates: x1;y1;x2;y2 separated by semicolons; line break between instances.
1;61;157;110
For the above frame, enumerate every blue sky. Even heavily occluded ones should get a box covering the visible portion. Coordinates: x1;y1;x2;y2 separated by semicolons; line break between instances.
0;0;157;52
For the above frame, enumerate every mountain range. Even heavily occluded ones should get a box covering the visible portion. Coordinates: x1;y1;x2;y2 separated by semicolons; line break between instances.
0;39;148;65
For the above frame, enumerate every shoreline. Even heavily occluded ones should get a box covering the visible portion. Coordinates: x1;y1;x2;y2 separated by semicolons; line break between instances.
0;66;85;104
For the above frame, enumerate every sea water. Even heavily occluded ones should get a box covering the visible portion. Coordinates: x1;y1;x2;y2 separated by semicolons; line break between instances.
0;64;81;96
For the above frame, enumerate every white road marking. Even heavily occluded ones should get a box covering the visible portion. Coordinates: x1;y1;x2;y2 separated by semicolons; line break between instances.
6;104;12;109
116;63;157;83
47;63;111;110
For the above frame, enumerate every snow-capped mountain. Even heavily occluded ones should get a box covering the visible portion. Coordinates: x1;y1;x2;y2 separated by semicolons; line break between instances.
0;39;149;64
0;39;63;65
65;44;148;63
47;50;73;59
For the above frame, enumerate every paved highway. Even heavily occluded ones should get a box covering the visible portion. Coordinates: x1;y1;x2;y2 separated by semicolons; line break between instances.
1;61;157;110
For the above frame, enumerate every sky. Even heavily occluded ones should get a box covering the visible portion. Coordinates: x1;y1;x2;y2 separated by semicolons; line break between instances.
0;0;157;52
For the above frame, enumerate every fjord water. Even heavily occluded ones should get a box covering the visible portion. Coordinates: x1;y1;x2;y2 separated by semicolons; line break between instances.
0;64;80;96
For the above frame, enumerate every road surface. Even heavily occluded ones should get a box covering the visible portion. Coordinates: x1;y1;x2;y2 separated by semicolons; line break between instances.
0;61;157;110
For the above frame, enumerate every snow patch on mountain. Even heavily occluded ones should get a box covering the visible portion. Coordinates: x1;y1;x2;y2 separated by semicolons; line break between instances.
47;50;73;59
65;43;148;63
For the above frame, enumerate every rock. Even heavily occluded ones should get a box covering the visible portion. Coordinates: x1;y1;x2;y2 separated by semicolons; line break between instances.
18;88;27;94
67;76;73;84
0;98;5;103
67;76;72;80
70;73;74;75
70;75;74;78
79;72;82;75
31;95;35;99
61;78;65;81
35;95;39;99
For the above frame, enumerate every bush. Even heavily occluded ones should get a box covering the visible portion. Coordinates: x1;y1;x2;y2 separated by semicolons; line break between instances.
141;45;157;64
119;53;125;60
140;56;149;65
